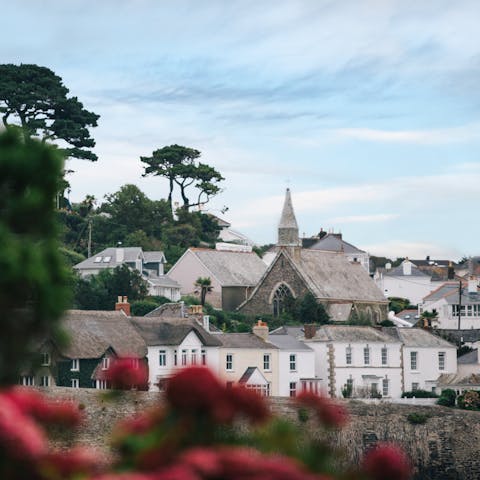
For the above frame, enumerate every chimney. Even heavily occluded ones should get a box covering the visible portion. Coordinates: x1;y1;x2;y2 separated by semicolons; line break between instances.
468;276;478;294
203;315;210;332
252;320;269;341
447;261;455;280
304;324;317;339
402;259;412;276
116;247;124;263
115;296;130;316
189;305;203;315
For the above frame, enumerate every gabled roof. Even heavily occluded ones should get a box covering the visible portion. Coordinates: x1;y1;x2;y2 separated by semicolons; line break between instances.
74;247;144;270
219;333;278;349
458;349;478;365
238;367;269;385
185;248;267;286
143;251;166;264
383;327;455;348
309;234;365;254
423;282;479;304
267;333;313;351
131;317;222;347
435;329;480;344
144;274;180;288
411;259;455;267
381;264;429;277
60;310;147;359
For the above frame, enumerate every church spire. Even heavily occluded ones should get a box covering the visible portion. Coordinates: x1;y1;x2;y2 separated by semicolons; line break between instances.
278;188;300;246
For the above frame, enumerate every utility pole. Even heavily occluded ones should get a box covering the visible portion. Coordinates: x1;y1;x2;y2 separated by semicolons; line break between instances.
457;280;463;330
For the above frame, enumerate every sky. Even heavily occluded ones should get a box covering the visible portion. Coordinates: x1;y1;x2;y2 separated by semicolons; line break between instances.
2;0;480;260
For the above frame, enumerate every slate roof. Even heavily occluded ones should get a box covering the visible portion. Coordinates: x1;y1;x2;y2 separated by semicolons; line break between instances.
187;248;267;286
143;251;166;263
411;259;455;267
131;317;222;347
60;310;147;359
238;367;258;384
383;327;455;348
423;282;480;304
294;250;386;302
381;264;429;277
438;373;480;387
458;349;478;365
308;234;365;254
218;333;278;349
436;329;480;344
144;274;181;288
395;309;420;326
267;333;313;351
311;325;399;343
74;247;143;271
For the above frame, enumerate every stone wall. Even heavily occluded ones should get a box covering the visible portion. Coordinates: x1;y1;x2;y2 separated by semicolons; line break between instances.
45;388;480;480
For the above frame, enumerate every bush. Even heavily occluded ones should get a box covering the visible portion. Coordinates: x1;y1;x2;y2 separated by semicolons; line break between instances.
457;390;480;410
402;389;439;398
437;389;456;407
407;413;429;425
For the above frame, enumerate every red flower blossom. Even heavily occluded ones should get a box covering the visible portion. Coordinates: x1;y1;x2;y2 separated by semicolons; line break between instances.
92;474;154;480
152;464;200;480
227;385;270;424
103;357;148;390
0;395;47;461
296;391;348;428
179;447;222;477
362;443;412;480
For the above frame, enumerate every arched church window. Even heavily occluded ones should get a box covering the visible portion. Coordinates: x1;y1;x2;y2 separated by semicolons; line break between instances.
272;283;293;317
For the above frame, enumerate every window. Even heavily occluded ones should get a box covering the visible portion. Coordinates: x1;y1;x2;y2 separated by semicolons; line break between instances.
131;358;139;369
410;351;418;370
96;380;108;389
371;383;378;396
346;346;352;365
174;350;177;366
438;352;445;370
381;347;388;366
289;354;296;371
41;352;50;366
102;357;110;370
245;384;270;397
364;346;370;365
94;256;102;263
272;283;293;317
412;382;419;391
382;378;389;397
22;376;35;386
159;350;167;367
71;359;79;371
263;354;271;371
40;376;50;387
191;349;197;365
201;349;207;366
103;256;111;263
289;382;297;397
226;354;233;371
71;379;79;388
181;350;188;366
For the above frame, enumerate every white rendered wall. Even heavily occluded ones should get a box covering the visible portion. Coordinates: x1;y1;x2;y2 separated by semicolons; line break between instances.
277;349;316;397
422;298;480;330
376;275;433;305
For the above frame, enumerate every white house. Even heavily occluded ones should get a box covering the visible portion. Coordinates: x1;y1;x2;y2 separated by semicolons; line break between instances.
302;325;403;399
384;327;457;394
74;247;181;301
420;278;480;330
130;316;221;391
269;327;317;397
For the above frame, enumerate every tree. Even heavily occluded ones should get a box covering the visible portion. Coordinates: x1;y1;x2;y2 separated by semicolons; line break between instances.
141;144;224;210
195;277;213;306
295;292;330;324
0;64;99;161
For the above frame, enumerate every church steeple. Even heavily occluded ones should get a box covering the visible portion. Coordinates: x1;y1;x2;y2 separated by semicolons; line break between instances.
278;188;300;247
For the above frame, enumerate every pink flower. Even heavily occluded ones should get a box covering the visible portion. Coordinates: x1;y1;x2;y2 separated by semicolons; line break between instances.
151;464;200;480
296;391;348;428
179;447;222;477
227;385;270;424
362;443;412;480
40;446;104;477
103;357;148;390
0;395;47;461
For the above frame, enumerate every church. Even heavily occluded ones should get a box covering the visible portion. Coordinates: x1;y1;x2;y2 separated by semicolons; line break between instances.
238;189;388;322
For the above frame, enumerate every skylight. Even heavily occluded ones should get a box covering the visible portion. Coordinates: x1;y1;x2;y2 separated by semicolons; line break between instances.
94;257;102;263
103;256;112;263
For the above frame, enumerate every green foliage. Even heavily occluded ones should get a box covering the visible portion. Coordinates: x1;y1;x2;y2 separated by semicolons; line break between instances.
73;265;148;310
402;390;439;398
407;413;429;425
59;246;85;267
457;345;474;357
297;407;309;423
388;297;414;314
437;389;456;407
0;129;70;384
294;292;330;324
379;319;395;326
130;300;161;316
141;144;224;210
341;383;353;399
0;64;99;161
457;390;480;410
347;310;372;326
195;276;213;306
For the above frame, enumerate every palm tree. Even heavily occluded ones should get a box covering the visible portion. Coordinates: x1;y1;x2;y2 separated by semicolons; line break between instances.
195;277;213;306
420;309;438;328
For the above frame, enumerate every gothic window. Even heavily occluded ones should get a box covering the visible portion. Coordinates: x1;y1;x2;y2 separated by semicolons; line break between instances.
272;283;293;317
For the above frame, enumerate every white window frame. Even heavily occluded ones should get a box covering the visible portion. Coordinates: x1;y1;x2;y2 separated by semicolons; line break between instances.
191;349;197;365
159;350;167;367
181;349;188;366
41;352;50;366
289;382;297;397
226;354;233;371
174;350;178;366
382;378;389;397
438;352;445;371
412;382;419;391
102;357;110;370
410;351;418;370
263;354;271;371
22;376;35;386
71;378;79;388
364;346;370;365
201;349;207;366
381;347;388;366
289;354;296;371
96;379;108;390
71;358;79;371
346;345;352;365
40;375;50;387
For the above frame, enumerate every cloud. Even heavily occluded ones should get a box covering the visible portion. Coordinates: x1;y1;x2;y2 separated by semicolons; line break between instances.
361;241;462;260
325;214;400;223
335;124;480;144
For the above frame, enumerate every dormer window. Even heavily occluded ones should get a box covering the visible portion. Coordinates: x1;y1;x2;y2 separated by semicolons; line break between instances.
94;257;102;263
102;357;110;370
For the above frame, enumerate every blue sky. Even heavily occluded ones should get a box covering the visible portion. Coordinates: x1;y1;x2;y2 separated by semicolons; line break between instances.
2;1;480;259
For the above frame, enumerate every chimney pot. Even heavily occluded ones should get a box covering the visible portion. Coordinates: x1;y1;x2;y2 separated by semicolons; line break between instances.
115;296;130;316
252;321;269;341
304;324;317;339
